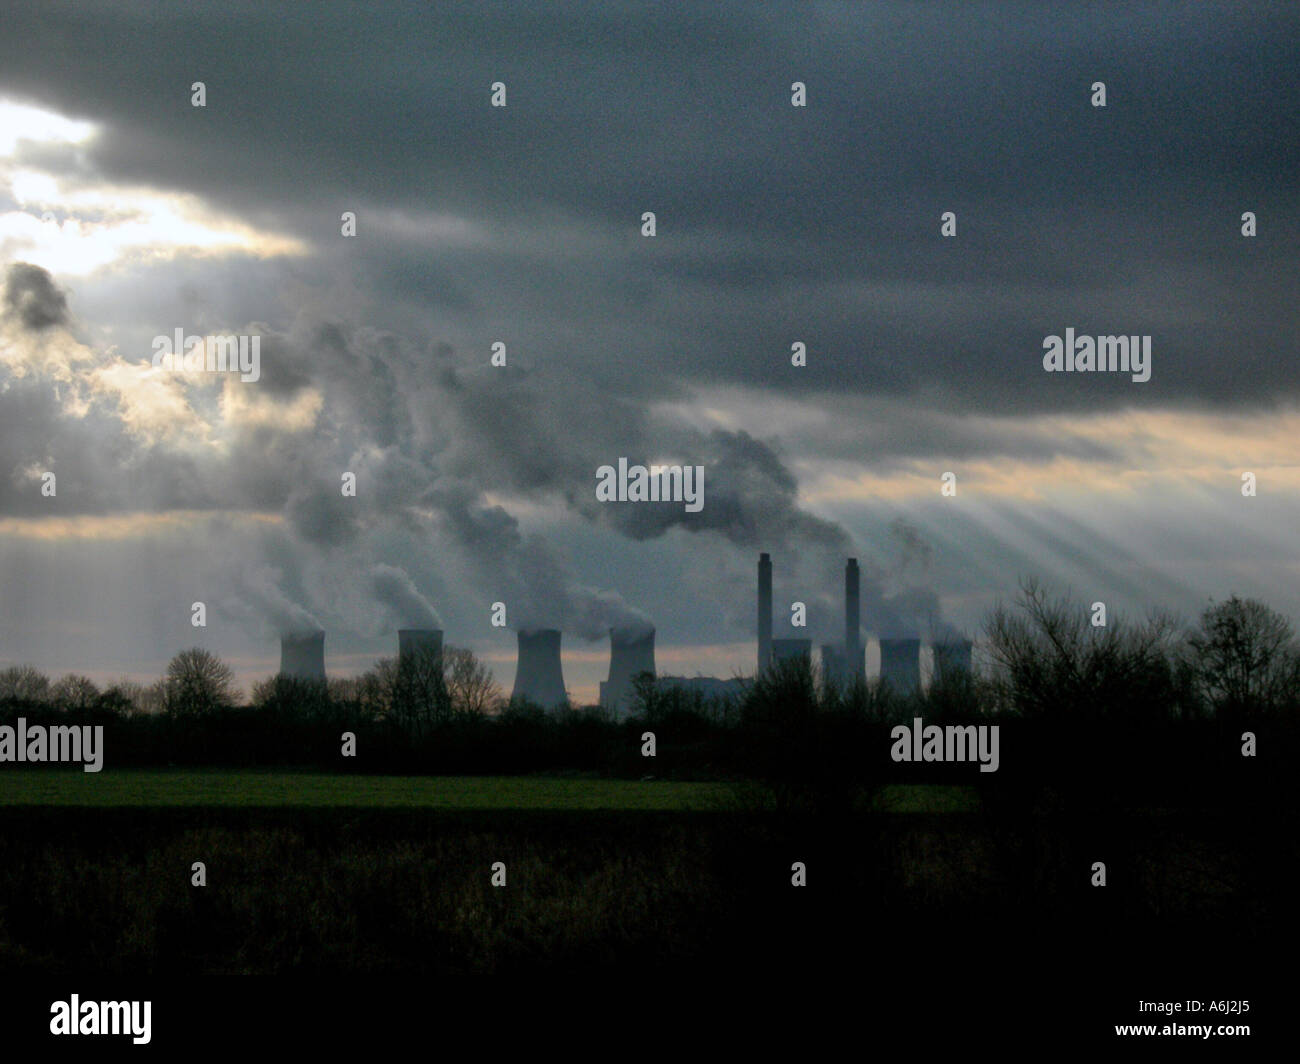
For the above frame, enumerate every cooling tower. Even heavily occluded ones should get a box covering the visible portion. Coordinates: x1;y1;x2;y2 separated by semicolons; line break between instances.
758;552;773;673
820;644;846;686
280;630;325;682
602;625;656;715
771;637;812;664
511;628;567;709
879;637;921;693
398;628;444;668
845;558;863;681
932;638;974;678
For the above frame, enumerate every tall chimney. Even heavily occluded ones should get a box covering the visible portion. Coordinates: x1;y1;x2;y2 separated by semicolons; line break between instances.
879;637;921;694
845;558;862;681
398;628;444;669
602;625;656;716
510;628;567;709
280;629;325;682
757;552;773;674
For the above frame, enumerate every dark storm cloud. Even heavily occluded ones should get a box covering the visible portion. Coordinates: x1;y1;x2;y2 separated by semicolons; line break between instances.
416;352;857;558
284;483;363;548
3;2;1298;674
3;262;69;330
580;429;851;550
767;393;1127;467
0;1;1295;417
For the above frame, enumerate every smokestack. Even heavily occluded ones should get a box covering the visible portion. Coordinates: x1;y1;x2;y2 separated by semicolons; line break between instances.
932;638;974;679
398;628;444;669
758;552;773;674
280;630;325;682
602;625;656;716
879;637;921;694
511;628;567;709
845;558;862;681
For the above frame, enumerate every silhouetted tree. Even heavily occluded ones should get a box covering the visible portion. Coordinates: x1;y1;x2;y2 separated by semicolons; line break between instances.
383;645;450;735
163;648;236;718
97;679;149;715
443;646;500;717
138;679;168;715
984;577;1181;722
1188;595;1298;717
0;665;51;704
629;672;717;725
354;666;392;723
739;654;864;811
251;674;330;720
94;683;141;717
50;674;99;712
920;661;985;723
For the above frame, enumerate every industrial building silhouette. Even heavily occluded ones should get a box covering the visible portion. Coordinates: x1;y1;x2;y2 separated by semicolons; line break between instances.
273;552;971;710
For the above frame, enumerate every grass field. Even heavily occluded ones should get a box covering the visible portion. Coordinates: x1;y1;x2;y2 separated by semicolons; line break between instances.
0;769;980;811
0;769;739;809
0;774;1267;977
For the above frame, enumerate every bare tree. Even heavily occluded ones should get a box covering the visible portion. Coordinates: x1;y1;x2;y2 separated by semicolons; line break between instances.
0;665;51;703
443;646;500;717
327;676;362;703
251;673;330;719
384;645;450;735
984;577;1182;721
137;679;168;715
163;648;236;718
50;674;100;712
97;679;149;716
1188;596;1298;716
355;663;393;723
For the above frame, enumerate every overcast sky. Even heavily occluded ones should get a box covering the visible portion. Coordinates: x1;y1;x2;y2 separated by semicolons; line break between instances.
1;1;1297;702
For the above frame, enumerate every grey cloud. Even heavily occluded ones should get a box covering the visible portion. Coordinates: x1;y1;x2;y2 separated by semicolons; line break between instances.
0;3;1295;417
4;262;68;330
2;2;1297;682
580;429;851;551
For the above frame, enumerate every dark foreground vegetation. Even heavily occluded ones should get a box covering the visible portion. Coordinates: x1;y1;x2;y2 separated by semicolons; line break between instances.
0;805;1290;979
0;584;1295;984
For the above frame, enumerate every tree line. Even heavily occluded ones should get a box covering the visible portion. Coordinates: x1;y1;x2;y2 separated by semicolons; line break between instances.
1;586;1296;795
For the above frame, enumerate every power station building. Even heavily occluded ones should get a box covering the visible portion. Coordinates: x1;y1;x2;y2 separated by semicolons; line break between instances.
263;553;968;712
757;555;865;684
771;637;812;664
754;552;964;690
